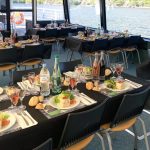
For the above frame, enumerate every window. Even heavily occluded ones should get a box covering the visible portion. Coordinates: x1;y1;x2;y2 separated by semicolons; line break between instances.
69;0;101;28
37;0;64;20
106;0;150;38
0;1;6;10
11;12;32;36
0;13;7;30
10;0;32;10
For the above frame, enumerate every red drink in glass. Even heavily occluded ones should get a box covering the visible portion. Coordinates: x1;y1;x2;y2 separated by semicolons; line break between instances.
70;78;76;89
10;93;19;106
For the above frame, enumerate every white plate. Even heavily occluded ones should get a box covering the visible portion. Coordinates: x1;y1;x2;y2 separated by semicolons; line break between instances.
48;95;80;110
0;87;3;95
105;82;131;92
0;113;16;133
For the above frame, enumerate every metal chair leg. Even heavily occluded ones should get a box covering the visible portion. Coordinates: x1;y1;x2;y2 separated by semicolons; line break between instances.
96;132;106;150
105;131;113;150
136;49;141;64
89;56;93;67
123;51;128;69
132;124;138;150
121;51;127;69
70;51;74;61
138;117;150;150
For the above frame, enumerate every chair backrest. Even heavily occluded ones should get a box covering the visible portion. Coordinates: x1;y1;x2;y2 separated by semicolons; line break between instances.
22;44;44;62
45;29;57;38
108;37;125;50
33;138;52;150
0;48;18;64
59;59;82;74
12;68;41;84
58;98;108;149
126;36;141;47
110;86;150;127
92;39;109;52
136;61;150;80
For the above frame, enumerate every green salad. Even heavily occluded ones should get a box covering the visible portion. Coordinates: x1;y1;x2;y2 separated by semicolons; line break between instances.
54;91;75;104
104;79;116;89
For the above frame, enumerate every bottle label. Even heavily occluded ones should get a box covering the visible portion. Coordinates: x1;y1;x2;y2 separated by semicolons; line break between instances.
40;76;49;83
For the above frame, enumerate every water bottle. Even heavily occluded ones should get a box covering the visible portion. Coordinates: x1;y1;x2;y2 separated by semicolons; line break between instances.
97;24;101;36
52;56;62;94
40;64;50;96
0;32;3;42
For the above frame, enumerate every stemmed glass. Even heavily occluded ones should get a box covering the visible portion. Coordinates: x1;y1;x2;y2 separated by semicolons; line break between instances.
115;63;124;79
64;75;70;91
6;86;20;110
19;90;26;110
110;63;116;79
70;75;77;92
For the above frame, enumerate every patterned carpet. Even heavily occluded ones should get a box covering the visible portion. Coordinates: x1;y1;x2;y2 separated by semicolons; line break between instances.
0;44;150;150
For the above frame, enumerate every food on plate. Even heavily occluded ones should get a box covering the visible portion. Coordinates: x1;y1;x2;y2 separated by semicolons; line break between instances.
0;112;10;129
29;96;39;107
83;66;92;76
116;80;125;90
92;86;100;92
38;96;44;102
86;82;94;90
15;42;22;47
104;79;116;89
35;103;45;110
54;91;76;108
104;79;125;90
105;68;112;76
63;80;70;86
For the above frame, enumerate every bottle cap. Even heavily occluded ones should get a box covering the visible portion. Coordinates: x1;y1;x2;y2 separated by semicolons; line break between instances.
42;63;46;67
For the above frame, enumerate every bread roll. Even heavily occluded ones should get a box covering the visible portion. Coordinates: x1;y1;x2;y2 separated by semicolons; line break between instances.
29;96;39;107
38;96;44;102
35;103;45;110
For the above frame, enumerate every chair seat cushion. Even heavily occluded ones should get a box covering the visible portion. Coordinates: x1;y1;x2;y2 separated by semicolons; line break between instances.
101;118;137;132
107;48;121;54
0;64;16;71
124;46;136;51
66;135;94;150
20;59;42;66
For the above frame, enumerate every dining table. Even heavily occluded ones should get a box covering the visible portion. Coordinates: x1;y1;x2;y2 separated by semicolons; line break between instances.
0;72;149;150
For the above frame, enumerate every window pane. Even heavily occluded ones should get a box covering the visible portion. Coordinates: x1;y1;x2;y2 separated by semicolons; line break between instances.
10;0;32;9
11;12;32;36
69;0;101;28
106;0;150;38
37;0;64;20
0;1;6;10
0;13;7;30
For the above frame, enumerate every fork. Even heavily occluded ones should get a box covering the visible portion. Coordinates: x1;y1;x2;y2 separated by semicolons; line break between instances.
22;111;34;124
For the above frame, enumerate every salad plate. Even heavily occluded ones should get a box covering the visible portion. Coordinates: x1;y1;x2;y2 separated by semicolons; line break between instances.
48;91;80;110
0;113;16;133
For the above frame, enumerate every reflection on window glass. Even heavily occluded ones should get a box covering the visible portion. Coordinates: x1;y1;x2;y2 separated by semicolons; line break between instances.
69;0;100;28
10;0;32;9
106;0;150;38
0;13;7;30
0;1;6;10
11;12;32;36
37;0;64;20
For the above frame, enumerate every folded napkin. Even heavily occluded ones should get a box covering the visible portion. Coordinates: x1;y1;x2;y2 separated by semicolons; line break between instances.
125;79;143;89
0;94;9;101
15;111;38;129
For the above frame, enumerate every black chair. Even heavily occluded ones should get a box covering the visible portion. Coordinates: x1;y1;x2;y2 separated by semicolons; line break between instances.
101;87;150;150
0;48;17;79
45;29;57;38
33;138;52;150
123;36;142;68
59;59;82;74
136;61;150;110
12;68;41;84
19;44;44;69
107;37;126;67
57;99;107;150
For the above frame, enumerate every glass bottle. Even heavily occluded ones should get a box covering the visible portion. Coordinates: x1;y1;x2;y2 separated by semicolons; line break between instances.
40;64;50;96
0;31;3;43
52;56;62;94
99;51;106;81
92;52;100;80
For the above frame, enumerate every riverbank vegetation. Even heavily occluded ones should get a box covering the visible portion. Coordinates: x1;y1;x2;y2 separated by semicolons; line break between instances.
13;0;150;7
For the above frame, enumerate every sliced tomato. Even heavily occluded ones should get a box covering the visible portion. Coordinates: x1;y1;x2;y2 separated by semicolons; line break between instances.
70;99;76;105
2;119;10;127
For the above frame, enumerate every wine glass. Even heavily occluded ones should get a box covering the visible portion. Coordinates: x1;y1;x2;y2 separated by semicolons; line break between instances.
28;72;35;84
115;63;124;79
6;86;20;110
70;76;77;92
64;75;70;91
19;90;26;110
110;63;116;79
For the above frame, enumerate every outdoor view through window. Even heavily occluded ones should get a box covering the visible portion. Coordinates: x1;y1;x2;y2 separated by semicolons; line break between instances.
0;0;149;38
